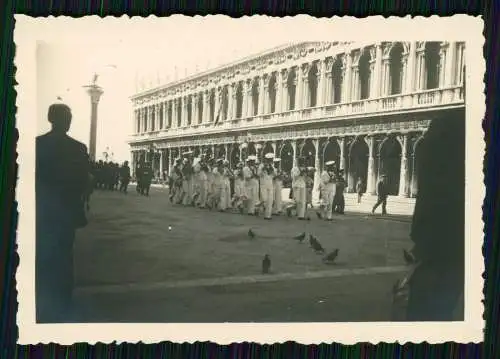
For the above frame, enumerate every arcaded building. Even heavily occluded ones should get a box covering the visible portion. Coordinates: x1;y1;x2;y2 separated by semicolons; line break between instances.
129;41;465;201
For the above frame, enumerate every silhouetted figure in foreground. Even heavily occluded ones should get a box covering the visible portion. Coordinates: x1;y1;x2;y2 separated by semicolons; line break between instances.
406;113;465;321
36;102;90;322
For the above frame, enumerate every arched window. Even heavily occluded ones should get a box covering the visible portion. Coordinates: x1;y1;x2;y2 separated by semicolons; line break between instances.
308;63;319;107
331;57;343;104
186;97;192;126
222;86;229;120
151;106;156;131
209;90;215;122
176;100;182;127
236;82;243;118
167;102;172;128
287;68;297;110
359;50;371;100
425;42;441;89
252;79;259;116
136;110;140;133
268;73;277;113
197;94;203;124
159;104;163;129
389;43;404;95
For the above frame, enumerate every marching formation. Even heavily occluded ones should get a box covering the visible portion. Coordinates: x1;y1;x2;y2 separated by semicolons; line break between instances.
159;150;348;221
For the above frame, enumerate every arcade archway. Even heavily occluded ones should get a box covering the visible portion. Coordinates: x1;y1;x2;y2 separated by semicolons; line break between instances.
348;138;369;192
378;136;402;196
323;139;340;170
280;142;294;174
300;139;316;168
262;142;274;158
229;144;240;167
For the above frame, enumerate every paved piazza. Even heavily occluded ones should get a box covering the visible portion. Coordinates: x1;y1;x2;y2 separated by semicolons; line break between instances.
73;186;414;322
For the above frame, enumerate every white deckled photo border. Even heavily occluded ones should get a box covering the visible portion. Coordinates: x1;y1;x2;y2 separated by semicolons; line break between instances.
14;14;485;345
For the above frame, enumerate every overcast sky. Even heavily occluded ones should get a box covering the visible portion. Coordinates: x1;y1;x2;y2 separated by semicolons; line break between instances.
35;17;303;162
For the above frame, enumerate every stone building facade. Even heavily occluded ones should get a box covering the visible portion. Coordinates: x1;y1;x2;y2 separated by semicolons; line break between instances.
129;41;465;199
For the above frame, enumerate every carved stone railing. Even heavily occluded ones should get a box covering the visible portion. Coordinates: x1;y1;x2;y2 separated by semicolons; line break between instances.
130;86;464;143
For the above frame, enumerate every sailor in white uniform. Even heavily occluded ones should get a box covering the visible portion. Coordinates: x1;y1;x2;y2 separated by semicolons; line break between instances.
272;157;284;215
320;160;337;220
258;152;276;220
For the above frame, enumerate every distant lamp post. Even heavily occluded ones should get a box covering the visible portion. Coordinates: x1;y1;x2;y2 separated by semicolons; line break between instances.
83;64;117;162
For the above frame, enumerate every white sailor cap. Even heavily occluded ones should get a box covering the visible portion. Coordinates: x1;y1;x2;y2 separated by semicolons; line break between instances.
183;158;188;163
264;152;275;159
325;160;336;166
273;157;281;162
307;166;315;171
246;155;256;161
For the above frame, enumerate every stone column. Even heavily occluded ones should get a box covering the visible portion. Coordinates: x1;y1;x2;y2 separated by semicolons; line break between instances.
337;137;346;171
317;60;326;106
213;88;220;122
444;42;456;86
192;95;198;125
164;102;169;128
171;99;177;128
351;65;359;101
258;77;265;114
203;91;209;123
159;149;164;176
227;85;233;121
242;81;249;117
231;84;238;120
276;72;283;112
372;44;383;98
342;54;352;103
312;138;321;203
263;79;270;114
405;42;417;93
398;134;409;197
292;140;298;168
364;135;376;195
225;144;230;161
295;66;303;109
282;82;289;112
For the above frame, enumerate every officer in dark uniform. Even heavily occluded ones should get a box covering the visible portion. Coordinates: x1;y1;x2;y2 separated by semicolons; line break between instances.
333;169;346;214
36;101;90;322
136;162;143;194
119;161;131;193
140;162;154;196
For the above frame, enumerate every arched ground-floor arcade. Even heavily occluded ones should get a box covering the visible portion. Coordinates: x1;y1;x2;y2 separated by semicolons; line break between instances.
129;109;463;200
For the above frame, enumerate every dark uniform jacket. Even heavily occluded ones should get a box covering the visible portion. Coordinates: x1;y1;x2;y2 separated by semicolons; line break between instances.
36;131;90;229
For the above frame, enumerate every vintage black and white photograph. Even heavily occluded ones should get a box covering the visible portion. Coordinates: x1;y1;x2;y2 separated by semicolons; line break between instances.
15;15;484;344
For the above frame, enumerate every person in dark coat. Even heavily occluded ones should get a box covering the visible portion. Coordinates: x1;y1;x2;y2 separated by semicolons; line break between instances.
36;102;90;322
333;169;346;214
119;161;131;193
406;113;465;321
372;174;388;215
140;162;154;196
136;163;143;194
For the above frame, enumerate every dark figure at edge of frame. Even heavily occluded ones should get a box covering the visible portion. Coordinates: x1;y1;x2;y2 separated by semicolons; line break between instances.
119;161;131;193
406;114;465;321
140;162;154;196
372;175;388;215
136;163;143;194
36;102;90;323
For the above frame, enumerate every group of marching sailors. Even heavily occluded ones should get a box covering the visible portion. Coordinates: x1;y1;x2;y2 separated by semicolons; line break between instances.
166;149;347;221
